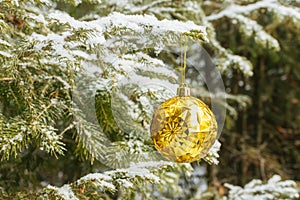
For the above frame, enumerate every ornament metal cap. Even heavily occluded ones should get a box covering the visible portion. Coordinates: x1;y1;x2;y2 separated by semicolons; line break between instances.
177;84;190;96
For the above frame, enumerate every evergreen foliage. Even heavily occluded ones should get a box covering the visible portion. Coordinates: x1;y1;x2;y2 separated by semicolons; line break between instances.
0;0;299;199
225;175;299;200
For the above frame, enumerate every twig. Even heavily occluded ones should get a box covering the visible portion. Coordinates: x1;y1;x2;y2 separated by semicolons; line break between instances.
60;123;75;136
0;77;15;82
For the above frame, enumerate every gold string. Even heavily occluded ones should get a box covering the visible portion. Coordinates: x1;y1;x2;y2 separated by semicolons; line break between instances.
180;34;183;83
181;35;188;85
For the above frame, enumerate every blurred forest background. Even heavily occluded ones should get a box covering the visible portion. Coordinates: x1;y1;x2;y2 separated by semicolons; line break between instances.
0;0;299;199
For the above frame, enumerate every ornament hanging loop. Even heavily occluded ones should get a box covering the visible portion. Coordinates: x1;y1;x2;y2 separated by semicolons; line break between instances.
177;34;190;97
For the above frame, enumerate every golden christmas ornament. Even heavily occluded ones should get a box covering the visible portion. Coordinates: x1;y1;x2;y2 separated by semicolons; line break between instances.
150;36;218;163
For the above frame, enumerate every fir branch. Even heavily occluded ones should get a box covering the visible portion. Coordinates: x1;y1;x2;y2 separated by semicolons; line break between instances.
206;24;254;76
95;89;122;141
207;0;300;28
40;161;191;199
203;140;221;165
225;175;300;200
0;115;28;161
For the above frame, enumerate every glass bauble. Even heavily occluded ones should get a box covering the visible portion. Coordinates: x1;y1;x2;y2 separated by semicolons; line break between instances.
151;96;218;163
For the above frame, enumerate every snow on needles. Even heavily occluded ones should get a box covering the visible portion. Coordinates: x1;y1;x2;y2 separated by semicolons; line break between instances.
56;185;79;200
225;174;300;200
75;161;175;191
47;185;79;200
207;0;300;29
29;9;207;70
207;1;282;51
98;12;207;36
203;140;221;165
49;11;102;32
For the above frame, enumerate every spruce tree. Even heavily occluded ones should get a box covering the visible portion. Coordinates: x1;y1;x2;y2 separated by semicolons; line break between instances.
0;0;299;199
